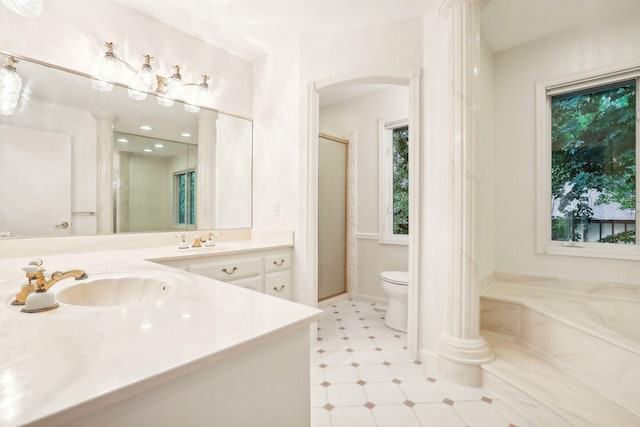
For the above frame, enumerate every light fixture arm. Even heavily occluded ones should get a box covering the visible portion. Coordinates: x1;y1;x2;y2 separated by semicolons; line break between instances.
101;42;135;74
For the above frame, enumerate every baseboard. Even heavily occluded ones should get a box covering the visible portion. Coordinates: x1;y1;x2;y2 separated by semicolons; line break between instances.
351;292;388;306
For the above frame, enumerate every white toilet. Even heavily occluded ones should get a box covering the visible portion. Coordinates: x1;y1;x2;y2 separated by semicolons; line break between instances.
380;271;409;332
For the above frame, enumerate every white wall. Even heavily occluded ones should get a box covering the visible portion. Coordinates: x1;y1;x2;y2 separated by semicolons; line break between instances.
493;6;640;284
300;19;423;83
216;114;253;228
477;36;496;287
0;0;253;117
320;86;409;301
252;39;306;302
252;18;422;305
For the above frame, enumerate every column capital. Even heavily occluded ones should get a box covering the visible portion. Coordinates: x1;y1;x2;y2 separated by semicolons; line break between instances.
439;0;488;16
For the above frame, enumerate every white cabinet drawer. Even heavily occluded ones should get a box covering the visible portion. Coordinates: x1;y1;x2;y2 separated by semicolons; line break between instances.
265;271;292;300
229;276;263;292
264;252;291;273
189;257;262;282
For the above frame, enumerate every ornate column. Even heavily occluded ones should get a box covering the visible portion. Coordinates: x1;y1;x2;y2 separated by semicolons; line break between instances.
196;110;218;229
93;112;117;234
436;0;493;386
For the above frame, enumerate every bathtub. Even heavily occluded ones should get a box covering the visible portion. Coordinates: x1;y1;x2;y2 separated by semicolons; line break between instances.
481;277;640;353
481;275;640;416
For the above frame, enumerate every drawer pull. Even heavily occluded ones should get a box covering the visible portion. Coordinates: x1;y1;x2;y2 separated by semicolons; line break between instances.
222;267;238;275
273;285;285;292
273;259;286;267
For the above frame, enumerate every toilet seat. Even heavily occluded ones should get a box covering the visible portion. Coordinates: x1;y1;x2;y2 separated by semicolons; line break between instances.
380;271;408;286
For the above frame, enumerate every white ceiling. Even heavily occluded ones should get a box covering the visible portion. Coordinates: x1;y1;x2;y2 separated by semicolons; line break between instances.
109;0;640;107
111;0;440;61
481;0;640;52
112;0;640;61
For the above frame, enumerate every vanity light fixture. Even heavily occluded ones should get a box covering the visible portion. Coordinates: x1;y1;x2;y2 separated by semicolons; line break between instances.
154;143;164;148
139;125;152;131
116;137;128;143
143;149;153;153
1;0;43;18
0;56;22;116
93;42;213;112
180;132;191;138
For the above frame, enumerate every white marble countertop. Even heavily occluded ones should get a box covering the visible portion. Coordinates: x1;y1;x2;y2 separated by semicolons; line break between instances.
0;239;323;427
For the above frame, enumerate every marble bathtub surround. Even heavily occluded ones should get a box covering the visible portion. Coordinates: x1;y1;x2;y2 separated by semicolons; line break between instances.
493;271;640;302
483;333;639;427
481;277;640;424
0;232;321;426
483;281;640;351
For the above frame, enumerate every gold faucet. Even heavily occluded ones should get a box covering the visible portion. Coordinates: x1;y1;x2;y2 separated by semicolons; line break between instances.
37;269;88;291
12;265;88;305
192;236;205;248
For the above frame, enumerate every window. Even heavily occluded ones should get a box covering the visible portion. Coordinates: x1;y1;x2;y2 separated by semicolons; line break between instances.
174;169;196;226
537;67;639;258
380;118;409;244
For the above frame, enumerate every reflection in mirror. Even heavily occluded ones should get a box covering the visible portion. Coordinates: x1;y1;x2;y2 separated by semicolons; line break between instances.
113;133;197;233
0;52;253;239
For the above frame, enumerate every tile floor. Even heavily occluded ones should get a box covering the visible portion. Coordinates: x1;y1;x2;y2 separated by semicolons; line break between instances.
310;299;534;427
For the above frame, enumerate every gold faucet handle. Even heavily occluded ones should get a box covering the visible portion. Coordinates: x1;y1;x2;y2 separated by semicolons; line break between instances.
22;259;44;278
34;268;47;288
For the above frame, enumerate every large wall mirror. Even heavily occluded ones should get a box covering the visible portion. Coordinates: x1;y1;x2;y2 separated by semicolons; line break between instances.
0;52;252;238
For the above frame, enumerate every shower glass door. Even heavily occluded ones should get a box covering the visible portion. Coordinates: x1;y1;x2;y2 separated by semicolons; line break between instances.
318;135;348;300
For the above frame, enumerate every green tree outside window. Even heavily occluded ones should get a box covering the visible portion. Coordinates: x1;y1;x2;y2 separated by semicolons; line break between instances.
551;80;636;244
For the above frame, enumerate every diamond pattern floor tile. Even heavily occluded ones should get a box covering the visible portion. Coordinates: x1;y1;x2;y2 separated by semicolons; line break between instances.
311;299;526;427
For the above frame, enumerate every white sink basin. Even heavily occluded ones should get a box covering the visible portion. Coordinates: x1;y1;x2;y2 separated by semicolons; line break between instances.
56;276;172;307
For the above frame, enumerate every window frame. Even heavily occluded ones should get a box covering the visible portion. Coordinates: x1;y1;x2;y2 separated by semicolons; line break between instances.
535;62;640;260
379;117;409;245
173;168;196;227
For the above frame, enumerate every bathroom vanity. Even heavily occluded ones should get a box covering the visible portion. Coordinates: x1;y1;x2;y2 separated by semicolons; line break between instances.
0;232;321;427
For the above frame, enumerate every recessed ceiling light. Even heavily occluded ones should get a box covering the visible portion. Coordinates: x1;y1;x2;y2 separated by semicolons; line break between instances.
143;149;153;152
117;138;128;143
140;125;152;131
181;132;191;137
154;143;164;148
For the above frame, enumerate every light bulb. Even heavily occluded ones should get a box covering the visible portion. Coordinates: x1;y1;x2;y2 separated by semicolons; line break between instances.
157;66;183;108
0;57;22;116
165;67;183;99
92;42;121;92
128;54;157;101
1;0;43;18
184;75;212;114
